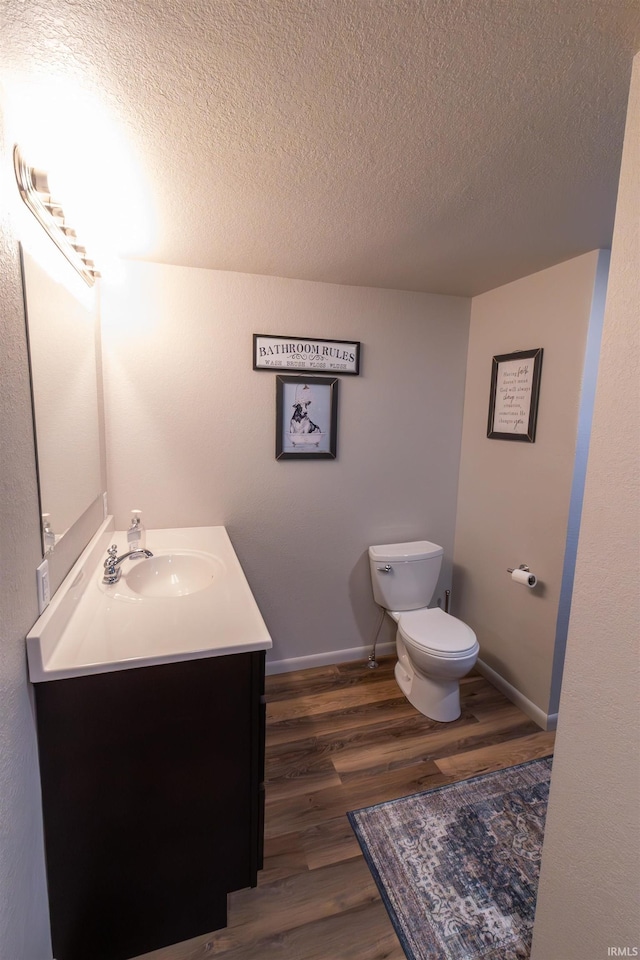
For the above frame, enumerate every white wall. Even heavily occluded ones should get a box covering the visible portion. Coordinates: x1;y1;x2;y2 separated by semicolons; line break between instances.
0;97;52;960
453;251;604;724
531;51;640;959
101;262;471;666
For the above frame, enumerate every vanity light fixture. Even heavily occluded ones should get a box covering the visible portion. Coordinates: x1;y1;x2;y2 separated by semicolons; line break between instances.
13;144;100;286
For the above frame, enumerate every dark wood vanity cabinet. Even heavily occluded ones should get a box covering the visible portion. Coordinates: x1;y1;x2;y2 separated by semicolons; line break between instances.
34;650;266;960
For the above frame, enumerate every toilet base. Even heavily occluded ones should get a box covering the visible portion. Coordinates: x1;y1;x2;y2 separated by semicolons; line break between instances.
394;655;462;723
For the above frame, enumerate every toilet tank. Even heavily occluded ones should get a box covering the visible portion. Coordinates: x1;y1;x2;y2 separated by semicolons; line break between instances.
369;540;443;611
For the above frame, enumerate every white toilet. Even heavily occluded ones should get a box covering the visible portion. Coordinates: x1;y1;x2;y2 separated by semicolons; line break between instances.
369;540;479;722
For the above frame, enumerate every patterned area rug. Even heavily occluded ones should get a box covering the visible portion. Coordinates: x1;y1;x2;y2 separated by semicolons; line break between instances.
348;757;552;960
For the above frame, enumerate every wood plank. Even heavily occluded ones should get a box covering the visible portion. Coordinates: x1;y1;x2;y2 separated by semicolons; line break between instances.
265;664;342;701
265;762;343;802
132;908;404;960
435;730;556;778
266;695;416;747
264;781;350;838
211;858;381;951
267;690;498;766
266;657;396;701
196;901;405;960
135;931;224;960
267;703;441;760
332;704;534;775
336;717;540;784
259;831;310;884
267;677;402;722
344;760;452;811
299;815;363;870
334;656;396;680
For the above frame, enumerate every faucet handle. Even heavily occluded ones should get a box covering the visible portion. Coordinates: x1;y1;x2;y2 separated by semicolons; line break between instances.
104;544;118;568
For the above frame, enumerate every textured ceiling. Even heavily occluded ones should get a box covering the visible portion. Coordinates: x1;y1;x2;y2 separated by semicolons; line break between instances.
3;0;640;295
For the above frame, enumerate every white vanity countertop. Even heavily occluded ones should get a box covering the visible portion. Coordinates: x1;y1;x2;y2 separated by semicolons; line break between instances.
26;520;272;682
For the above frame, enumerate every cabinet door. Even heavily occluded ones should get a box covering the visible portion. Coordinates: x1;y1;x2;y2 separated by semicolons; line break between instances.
36;653;256;960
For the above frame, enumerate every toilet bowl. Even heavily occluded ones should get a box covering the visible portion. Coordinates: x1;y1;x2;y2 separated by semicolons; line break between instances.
369;540;479;722
391;607;479;722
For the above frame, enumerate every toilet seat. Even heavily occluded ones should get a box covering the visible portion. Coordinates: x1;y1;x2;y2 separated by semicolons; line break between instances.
397;607;478;658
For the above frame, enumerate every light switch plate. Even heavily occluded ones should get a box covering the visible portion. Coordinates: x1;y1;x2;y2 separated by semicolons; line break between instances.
36;558;50;615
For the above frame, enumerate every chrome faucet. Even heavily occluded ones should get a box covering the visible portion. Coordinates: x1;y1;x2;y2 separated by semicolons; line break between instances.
103;544;154;584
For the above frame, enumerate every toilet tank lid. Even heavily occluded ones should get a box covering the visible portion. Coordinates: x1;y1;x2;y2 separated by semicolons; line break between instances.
369;540;443;562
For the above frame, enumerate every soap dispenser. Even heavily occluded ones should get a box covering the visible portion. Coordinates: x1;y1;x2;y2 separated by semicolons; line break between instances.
127;509;146;552
42;514;56;552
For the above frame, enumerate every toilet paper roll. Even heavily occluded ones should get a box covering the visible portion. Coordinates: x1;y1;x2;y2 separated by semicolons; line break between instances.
512;568;537;588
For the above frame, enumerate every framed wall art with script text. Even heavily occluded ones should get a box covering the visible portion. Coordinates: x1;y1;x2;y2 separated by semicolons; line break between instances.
487;348;543;442
254;334;360;375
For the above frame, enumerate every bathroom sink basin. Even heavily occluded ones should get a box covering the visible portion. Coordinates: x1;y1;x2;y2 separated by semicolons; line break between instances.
26;522;272;682
122;552;220;597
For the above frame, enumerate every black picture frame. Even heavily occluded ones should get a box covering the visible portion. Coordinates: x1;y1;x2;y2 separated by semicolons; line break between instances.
254;334;360;375
275;375;339;460
487;348;543;442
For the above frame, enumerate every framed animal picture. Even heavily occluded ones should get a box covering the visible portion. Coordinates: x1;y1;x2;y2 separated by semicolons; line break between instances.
275;375;339;460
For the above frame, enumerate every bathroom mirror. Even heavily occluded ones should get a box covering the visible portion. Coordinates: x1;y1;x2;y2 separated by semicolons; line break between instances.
20;244;103;554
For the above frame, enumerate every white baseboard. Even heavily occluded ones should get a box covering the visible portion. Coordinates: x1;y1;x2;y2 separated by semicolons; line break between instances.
476;658;558;732
266;641;397;676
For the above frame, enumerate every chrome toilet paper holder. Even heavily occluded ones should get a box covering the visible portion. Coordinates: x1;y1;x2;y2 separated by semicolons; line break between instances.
507;563;537;587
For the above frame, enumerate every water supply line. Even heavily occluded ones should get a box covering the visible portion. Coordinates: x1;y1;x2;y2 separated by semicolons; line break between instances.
367;608;386;669
369;587;452;669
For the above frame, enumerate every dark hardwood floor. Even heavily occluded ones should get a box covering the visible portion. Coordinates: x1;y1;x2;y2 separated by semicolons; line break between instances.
138;656;554;960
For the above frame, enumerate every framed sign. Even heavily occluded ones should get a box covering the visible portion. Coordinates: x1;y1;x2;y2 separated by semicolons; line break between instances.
487;348;543;442
254;334;360;375
276;375;339;460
